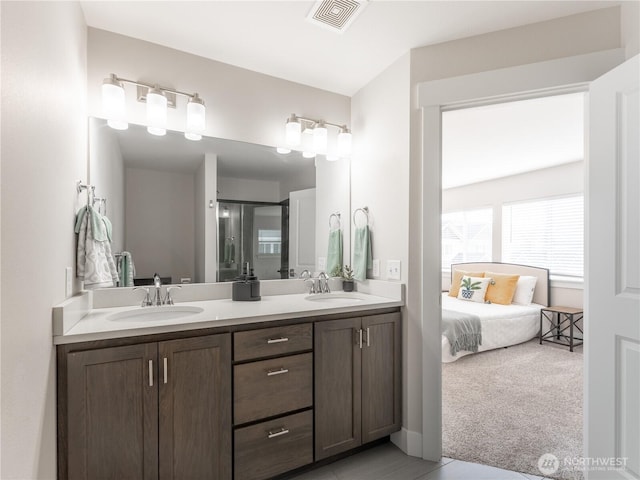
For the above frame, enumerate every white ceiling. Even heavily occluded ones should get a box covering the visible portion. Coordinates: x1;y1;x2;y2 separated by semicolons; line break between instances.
442;92;585;189
80;0;619;96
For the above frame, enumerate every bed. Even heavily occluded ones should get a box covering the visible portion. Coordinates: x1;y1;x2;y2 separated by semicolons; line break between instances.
442;262;549;363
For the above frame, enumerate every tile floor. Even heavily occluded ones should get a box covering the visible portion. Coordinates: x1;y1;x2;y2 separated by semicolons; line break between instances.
284;442;549;480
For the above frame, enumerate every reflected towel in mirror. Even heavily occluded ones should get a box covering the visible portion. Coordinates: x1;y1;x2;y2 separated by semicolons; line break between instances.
326;229;343;275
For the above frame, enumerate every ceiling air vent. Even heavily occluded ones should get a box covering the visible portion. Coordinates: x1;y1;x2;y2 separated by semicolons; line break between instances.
306;0;368;33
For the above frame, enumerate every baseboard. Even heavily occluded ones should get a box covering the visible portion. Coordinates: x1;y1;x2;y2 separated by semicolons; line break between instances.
391;427;423;458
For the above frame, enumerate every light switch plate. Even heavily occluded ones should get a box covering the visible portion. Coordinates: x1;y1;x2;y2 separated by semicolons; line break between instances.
387;260;401;280
318;257;327;272
372;259;380;277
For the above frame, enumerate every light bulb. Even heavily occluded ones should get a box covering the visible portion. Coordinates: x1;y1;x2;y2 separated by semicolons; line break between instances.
338;128;352;157
285;114;301;146
313;121;328;154
186;94;205;141
102;75;128;130
146;86;167;136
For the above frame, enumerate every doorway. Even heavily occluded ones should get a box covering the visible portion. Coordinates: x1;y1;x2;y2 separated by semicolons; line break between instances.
439;92;585;478
417;49;626;465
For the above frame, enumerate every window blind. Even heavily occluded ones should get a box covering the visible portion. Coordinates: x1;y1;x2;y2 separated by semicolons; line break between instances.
502;195;583;277
441;208;492;271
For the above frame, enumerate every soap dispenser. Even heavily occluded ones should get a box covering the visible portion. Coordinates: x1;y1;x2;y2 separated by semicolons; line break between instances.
232;262;261;301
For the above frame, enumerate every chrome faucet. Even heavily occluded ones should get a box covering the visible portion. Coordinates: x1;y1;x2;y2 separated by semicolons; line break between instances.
164;285;182;305
133;286;153;307
153;273;163;306
318;272;331;294
300;269;317;294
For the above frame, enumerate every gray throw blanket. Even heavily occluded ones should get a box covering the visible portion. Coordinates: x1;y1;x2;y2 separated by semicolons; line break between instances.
442;309;482;356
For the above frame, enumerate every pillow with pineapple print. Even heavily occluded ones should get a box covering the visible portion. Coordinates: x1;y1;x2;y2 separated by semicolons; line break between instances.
457;275;492;303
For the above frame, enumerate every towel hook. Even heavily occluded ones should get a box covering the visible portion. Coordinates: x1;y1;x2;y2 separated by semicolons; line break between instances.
329;212;341;230
353;206;369;227
76;180;96;207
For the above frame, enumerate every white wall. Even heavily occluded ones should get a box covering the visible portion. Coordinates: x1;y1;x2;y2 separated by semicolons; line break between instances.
621;1;640;59
218;176;280;203
0;2;87;478
125;167;195;283
87;28;350;154
88;117;125;252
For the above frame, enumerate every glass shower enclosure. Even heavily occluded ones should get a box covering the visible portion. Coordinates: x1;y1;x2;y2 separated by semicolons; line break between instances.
217;201;288;282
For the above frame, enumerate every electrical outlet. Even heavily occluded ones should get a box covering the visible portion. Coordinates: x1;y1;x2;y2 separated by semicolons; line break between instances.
387;260;401;280
65;267;73;297
318;257;326;271
372;259;380;277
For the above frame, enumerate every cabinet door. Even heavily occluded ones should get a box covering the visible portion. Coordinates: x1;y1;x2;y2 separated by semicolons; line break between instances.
67;343;158;480
361;312;402;443
314;317;362;460
158;334;232;480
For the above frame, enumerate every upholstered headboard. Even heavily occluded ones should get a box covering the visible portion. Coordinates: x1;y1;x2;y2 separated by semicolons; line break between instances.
450;262;550;307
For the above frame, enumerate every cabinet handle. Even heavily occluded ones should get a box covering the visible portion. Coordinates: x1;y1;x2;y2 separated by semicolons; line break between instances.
148;360;153;387
359;329;363;349
267;427;290;439
163;357;168;384
366;327;371;347
266;367;289;376
267;337;289;344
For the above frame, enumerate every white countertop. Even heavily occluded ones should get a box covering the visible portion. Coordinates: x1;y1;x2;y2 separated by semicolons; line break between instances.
54;291;403;345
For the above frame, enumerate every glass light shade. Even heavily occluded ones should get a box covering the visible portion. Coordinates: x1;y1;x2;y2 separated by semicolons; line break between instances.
285;116;301;146
276;146;291;154
301;129;314;158
326;152;340;162
146;87;167;136
313;122;328;154
186;95;206;134
338;130;352;157
303;151;316;159
102;77;128;130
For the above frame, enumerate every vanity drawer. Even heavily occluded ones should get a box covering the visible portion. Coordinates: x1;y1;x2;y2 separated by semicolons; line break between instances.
234;323;312;361
234;410;313;480
234;352;312;425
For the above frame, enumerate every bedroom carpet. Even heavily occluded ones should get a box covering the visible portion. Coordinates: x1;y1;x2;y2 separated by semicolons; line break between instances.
442;340;583;480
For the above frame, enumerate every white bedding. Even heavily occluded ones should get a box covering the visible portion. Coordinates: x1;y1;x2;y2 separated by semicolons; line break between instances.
441;293;543;363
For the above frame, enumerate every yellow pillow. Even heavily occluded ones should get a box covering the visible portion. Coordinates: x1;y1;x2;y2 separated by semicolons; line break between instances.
449;270;485;297
484;272;520;305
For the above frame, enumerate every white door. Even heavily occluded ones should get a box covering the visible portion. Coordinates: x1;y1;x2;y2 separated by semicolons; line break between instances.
289;188;316;277
587;55;639;480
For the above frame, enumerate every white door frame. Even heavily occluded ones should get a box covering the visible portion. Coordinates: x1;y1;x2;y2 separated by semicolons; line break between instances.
417;48;626;461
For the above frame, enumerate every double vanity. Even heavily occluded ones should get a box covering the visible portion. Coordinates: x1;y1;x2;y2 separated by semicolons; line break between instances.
54;281;403;480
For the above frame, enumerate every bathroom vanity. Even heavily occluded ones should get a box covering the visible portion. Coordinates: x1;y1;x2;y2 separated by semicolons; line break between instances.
54;288;402;480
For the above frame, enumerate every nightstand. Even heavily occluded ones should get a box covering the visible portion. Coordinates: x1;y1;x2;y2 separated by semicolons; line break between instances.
540;306;584;352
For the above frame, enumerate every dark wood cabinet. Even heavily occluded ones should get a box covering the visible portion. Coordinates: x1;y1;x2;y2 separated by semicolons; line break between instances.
158;335;232;480
66;343;159;480
60;334;231;480
314;312;401;461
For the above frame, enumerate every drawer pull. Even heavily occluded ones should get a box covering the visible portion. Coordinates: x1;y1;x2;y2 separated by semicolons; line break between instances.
267;337;289;344
148;360;153;387
267;427;290;439
267;367;289;376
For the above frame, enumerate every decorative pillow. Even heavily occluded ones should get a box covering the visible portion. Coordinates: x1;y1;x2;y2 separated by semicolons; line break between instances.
457;276;491;303
484;272;520;305
449;270;485;298
512;276;538;305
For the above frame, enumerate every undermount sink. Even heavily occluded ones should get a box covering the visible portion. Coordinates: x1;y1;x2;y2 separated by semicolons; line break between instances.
304;293;365;305
107;305;204;322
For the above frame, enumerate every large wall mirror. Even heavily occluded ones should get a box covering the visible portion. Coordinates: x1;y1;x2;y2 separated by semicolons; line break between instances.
88;117;350;286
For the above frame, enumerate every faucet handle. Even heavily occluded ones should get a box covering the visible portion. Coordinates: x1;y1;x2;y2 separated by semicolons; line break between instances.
133;287;152;307
164;286;182;306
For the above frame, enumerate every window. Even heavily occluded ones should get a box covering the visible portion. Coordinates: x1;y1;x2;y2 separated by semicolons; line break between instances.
441;208;492;271
502;195;583;277
258;229;281;255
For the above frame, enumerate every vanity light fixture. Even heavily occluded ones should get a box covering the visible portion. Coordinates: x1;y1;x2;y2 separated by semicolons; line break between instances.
282;113;352;158
101;73;206;141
